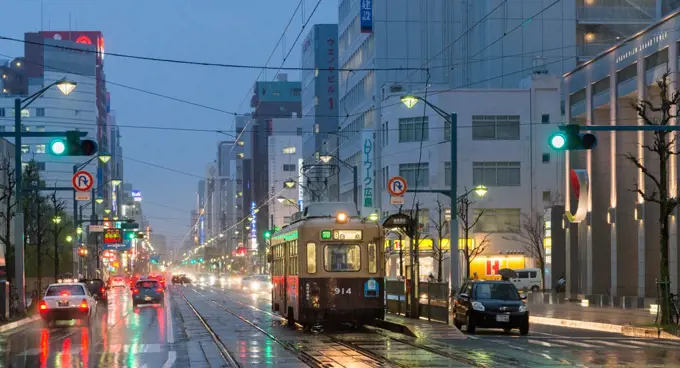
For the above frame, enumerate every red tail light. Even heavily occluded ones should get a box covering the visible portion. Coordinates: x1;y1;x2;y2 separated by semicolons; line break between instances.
132;289;139;294
100;288;105;293
79;299;88;310
39;300;47;311
156;288;163;292
60;292;69;297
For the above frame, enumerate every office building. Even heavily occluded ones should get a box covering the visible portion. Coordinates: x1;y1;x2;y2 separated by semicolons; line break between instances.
268;118;304;229
563;9;680;302
301;24;339;202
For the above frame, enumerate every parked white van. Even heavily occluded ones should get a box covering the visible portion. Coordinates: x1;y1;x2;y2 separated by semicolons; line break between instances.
510;268;543;292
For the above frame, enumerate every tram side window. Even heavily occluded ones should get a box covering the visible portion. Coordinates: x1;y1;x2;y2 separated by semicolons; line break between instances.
368;243;377;274
324;244;361;272
289;240;299;275
307;243;316;274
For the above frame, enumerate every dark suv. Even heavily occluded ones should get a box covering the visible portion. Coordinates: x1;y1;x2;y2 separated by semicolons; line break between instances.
453;280;529;335
79;278;107;302
132;279;164;307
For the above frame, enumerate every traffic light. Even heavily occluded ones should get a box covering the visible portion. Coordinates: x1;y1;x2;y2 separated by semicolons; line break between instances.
125;231;136;240
137;231;145;239
549;124;597;151
48;131;98;156
264;230;273;239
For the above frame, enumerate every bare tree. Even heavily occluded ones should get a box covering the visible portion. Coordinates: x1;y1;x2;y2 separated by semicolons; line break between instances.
23;161;50;291
0;157;15;282
429;198;449;282
47;192;67;280
505;213;547;289
458;193;492;279
625;72;679;324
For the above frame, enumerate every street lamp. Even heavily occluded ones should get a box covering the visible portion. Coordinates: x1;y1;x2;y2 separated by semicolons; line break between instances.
65;235;73;242
283;179;296;189
318;154;358;211
401;93;464;293
277;196;300;209
98;151;112;164
52;216;62;224
14;77;77;312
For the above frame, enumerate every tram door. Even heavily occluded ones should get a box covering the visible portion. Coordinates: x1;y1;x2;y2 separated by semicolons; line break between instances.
282;241;289;315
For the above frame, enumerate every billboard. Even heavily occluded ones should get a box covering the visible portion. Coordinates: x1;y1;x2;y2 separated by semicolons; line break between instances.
103;229;122;244
39;31;105;64
131;190;142;202
361;129;375;216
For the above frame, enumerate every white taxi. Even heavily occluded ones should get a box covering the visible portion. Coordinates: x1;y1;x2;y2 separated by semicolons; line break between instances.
39;282;96;326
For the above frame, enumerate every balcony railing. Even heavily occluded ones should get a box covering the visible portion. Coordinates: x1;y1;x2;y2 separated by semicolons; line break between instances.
578;6;655;23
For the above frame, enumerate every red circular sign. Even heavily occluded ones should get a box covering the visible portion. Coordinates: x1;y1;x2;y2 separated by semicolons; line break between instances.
387;176;408;196
72;170;94;191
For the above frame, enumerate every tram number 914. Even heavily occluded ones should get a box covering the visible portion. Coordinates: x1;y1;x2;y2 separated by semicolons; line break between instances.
334;287;352;295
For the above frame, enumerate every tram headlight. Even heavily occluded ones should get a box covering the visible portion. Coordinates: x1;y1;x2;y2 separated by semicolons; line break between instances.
209;276;216;285
336;212;348;223
251;282;261;290
220;277;226;284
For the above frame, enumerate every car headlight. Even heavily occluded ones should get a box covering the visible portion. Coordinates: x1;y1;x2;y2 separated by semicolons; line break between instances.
209;276;216;283
519;304;528;312
199;277;205;282
471;301;485;311
251;282;260;290
220;278;226;284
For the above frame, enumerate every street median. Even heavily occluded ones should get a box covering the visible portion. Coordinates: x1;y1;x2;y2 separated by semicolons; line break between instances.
0;315;40;334
530;315;680;340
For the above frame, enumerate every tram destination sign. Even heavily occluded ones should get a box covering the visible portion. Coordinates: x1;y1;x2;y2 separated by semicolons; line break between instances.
320;229;363;240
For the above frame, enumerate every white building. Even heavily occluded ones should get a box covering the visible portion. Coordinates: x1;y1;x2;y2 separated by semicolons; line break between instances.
268;119;304;229
563;8;680;302
379;72;562;281
0;68;98;213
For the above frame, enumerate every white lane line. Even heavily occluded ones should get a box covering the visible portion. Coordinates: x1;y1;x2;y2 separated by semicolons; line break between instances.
166;290;174;344
527;339;563;347
596;340;636;348
162;351;177;368
554;340;597;348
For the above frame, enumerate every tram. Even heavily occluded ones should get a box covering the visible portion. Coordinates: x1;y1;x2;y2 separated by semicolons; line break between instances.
269;202;384;328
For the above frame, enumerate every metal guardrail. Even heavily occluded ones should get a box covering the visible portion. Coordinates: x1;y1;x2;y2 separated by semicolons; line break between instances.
385;279;449;323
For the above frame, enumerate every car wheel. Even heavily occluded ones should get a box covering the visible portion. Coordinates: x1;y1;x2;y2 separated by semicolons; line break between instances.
466;313;476;334
530;285;540;292
503;327;512;333
519;321;529;336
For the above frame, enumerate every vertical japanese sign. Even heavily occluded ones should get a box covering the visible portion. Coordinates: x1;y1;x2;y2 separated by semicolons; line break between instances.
327;37;336;110
361;129;375;216
250;201;257;250
360;0;373;33
298;158;305;211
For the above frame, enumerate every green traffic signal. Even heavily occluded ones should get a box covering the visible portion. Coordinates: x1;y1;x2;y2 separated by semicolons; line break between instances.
264;230;273;239
548;124;597;151
49;139;67;155
48;131;98;156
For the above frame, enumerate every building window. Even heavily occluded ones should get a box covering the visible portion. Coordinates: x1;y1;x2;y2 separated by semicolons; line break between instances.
283;164;296;172
292;88;302;96
314;124;320;134
0;126;4;132
473;162;521;187
399;163;429;188
296;128;303;136
37;162;46;171
398;116;428;142
0;108;5;117
444;162;451;186
284;216;293;224
314;96;319;105
542;153;550;163
36;125;45;132
542;191;552;202
282;146;296;155
541;114;550;124
20;145;29;154
36;108;45;117
472;115;520;140
474;208;521;233
35;144;46;154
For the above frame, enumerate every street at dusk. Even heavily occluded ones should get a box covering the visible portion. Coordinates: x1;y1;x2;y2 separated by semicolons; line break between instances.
2;1;680;367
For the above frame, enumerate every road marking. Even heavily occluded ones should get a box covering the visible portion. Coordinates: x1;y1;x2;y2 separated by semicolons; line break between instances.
527;339;560;347
596;340;638;348
551;340;595;348
163;351;177;368
166;291;174;344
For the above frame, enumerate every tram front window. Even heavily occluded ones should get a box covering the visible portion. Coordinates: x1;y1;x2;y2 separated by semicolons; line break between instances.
324;244;361;272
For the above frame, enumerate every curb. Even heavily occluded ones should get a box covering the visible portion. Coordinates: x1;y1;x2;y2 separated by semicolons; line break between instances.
530;315;680;340
0;315;40;334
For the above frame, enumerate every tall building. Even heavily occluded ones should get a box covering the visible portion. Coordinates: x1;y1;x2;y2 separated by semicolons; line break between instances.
301;24;339;202
196;179;206;246
268;118;304;229
249;74;301;256
562;10;680;300
234;115;253;251
451;0;677;89
337;0;456;217
216;140;238;253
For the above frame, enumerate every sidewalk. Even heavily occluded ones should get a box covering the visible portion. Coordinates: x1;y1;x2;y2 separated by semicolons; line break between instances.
524;293;679;339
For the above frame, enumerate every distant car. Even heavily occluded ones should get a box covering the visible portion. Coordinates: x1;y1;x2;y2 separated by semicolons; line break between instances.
453;280;529;335
110;276;127;288
79;278;107;302
197;274;214;286
132;279;165;307
148;274;167;289
39;282;96;326
242;275;273;292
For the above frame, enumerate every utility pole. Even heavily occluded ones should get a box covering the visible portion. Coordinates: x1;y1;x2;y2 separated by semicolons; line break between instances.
409;203;420;319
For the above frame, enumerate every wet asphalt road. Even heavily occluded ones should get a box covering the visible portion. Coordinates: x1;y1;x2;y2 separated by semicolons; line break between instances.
1;283;680;367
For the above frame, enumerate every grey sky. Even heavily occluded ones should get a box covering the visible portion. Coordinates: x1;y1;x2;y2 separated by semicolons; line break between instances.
0;0;337;246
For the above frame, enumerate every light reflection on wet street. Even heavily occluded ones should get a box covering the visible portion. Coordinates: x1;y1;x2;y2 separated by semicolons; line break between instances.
1;283;680;367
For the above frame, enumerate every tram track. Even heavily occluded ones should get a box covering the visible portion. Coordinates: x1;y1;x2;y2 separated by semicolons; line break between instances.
175;287;242;367
195;286;496;368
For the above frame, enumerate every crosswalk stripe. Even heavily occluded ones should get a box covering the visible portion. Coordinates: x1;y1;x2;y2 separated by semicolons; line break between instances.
551;340;595;348
588;340;635;348
527;339;564;348
626;340;670;348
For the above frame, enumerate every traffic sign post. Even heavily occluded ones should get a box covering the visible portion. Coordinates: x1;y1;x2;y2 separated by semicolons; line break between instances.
388;176;408;205
72;171;94;192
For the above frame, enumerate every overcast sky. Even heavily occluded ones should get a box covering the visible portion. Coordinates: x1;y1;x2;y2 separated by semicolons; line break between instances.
0;0;337;246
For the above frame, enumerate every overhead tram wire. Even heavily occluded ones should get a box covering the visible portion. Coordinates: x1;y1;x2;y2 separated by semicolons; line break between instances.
0;35;424;73
229;0;326;155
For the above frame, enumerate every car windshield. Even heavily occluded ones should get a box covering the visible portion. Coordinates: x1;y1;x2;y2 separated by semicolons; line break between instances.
46;285;86;296
474;283;520;301
255;275;270;282
136;281;159;289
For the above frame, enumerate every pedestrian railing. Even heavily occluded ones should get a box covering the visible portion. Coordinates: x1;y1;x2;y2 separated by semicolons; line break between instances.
384;279;449;323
